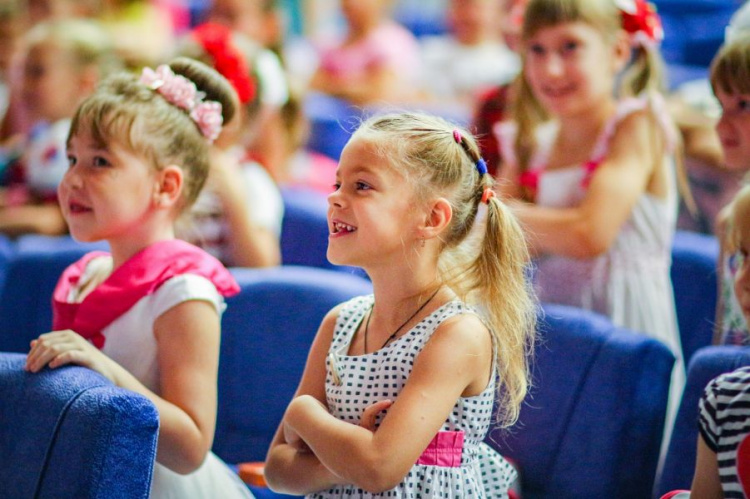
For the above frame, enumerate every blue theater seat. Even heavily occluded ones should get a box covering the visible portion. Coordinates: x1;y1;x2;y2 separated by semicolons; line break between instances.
488;303;675;499
656;345;750;495
0;248;91;353
303;93;360;162
0;352;159;498
280;187;366;278
214;266;372;466
670;230;719;367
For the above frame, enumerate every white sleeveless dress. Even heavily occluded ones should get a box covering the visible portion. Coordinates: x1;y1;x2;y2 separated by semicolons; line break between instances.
495;95;685;448
495;95;682;358
310;296;516;498
69;256;254;499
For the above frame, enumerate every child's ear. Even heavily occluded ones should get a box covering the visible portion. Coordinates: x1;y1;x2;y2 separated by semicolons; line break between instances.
613;31;632;73
154;165;183;208
419;197;453;241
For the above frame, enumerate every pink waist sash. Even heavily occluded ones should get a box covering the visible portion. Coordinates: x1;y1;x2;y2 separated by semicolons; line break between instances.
416;431;464;467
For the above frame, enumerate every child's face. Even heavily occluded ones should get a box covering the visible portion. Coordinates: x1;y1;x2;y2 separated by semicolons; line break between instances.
341;0;387;32
207;0;265;43
59;127;162;246
523;21;622;117
22;42;86;123
714;88;750;171
733;193;750;325
327;136;422;269
448;0;500;45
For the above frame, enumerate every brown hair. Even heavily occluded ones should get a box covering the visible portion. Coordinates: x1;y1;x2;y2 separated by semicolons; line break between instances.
710;35;750;96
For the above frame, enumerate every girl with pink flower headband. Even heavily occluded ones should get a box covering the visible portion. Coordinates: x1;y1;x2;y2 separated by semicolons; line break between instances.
24;57;256;498
494;0;688;449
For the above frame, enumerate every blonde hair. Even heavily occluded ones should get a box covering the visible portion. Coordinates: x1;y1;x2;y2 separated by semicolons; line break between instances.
68;57;238;212
511;0;667;192
710;34;750;96
729;184;750;252
353;112;537;427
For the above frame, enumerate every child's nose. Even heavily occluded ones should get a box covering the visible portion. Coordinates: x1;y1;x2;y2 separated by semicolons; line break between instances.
544;54;565;77
328;189;344;208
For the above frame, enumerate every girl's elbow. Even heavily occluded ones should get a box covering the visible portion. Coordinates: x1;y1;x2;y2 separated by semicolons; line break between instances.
568;223;614;258
170;450;209;475
350;459;407;493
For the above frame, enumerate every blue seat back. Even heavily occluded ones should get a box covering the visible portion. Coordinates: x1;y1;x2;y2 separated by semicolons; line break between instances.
670;230;719;366
214;266;373;464
656;345;750;495
488;303;675;499
303;93;360;161
280;187;366;278
0;248;91;353
0;352;158;498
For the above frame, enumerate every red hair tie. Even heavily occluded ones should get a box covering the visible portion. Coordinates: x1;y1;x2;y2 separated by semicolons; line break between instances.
481;187;496;204
192;22;256;104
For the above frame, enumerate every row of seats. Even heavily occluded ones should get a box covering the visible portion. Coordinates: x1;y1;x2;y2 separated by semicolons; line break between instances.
0;245;706;498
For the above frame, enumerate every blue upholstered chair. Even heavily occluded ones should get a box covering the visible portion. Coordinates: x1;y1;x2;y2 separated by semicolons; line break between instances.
656;345;750;496
280;187;366;278
0;234;14;294
303;93;360;161
488;303;676;499
14;234;108;254
0;352;159;498
215;266;372;496
653;0;742;88
670;230;720;367
0;248;91;353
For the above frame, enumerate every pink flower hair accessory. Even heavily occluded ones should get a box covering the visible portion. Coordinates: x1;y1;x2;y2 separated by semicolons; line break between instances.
139;65;223;143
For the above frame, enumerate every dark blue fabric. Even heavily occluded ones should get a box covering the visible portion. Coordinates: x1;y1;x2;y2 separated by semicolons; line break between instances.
0;248;89;353
653;0;741;67
0;233;13;294
280;187;366;278
0;352;158;498
303;93;359;161
487;303;675;499
214;266;372;465
670;230;719;367
656;345;750;495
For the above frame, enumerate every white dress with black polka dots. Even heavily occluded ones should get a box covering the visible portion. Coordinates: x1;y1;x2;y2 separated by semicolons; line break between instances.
308;295;516;499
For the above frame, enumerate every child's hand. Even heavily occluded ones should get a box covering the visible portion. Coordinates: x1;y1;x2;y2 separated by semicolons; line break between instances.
359;399;393;432
283;420;310;452
25;330;115;382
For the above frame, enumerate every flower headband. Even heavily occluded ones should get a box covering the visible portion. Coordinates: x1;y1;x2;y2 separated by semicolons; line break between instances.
139;65;223;143
615;0;664;48
192;22;256;105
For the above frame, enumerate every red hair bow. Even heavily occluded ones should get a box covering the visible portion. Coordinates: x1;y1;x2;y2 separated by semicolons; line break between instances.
192;22;256;104
617;0;664;44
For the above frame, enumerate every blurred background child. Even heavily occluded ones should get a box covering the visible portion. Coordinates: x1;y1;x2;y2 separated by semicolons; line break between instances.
418;0;520;115
175;21;283;268
707;31;750;346
0;18;120;237
307;0;421;106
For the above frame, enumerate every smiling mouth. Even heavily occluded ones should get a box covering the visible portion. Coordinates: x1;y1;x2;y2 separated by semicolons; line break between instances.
332;221;357;234
543;84;575;98
68;201;91;213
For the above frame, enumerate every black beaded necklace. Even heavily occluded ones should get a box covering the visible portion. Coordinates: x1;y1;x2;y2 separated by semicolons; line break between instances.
363;286;442;354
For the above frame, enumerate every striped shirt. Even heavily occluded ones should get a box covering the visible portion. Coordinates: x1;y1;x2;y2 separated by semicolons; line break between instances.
699;366;750;498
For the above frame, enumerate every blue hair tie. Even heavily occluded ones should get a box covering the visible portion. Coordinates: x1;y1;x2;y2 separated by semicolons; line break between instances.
476;158;488;176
